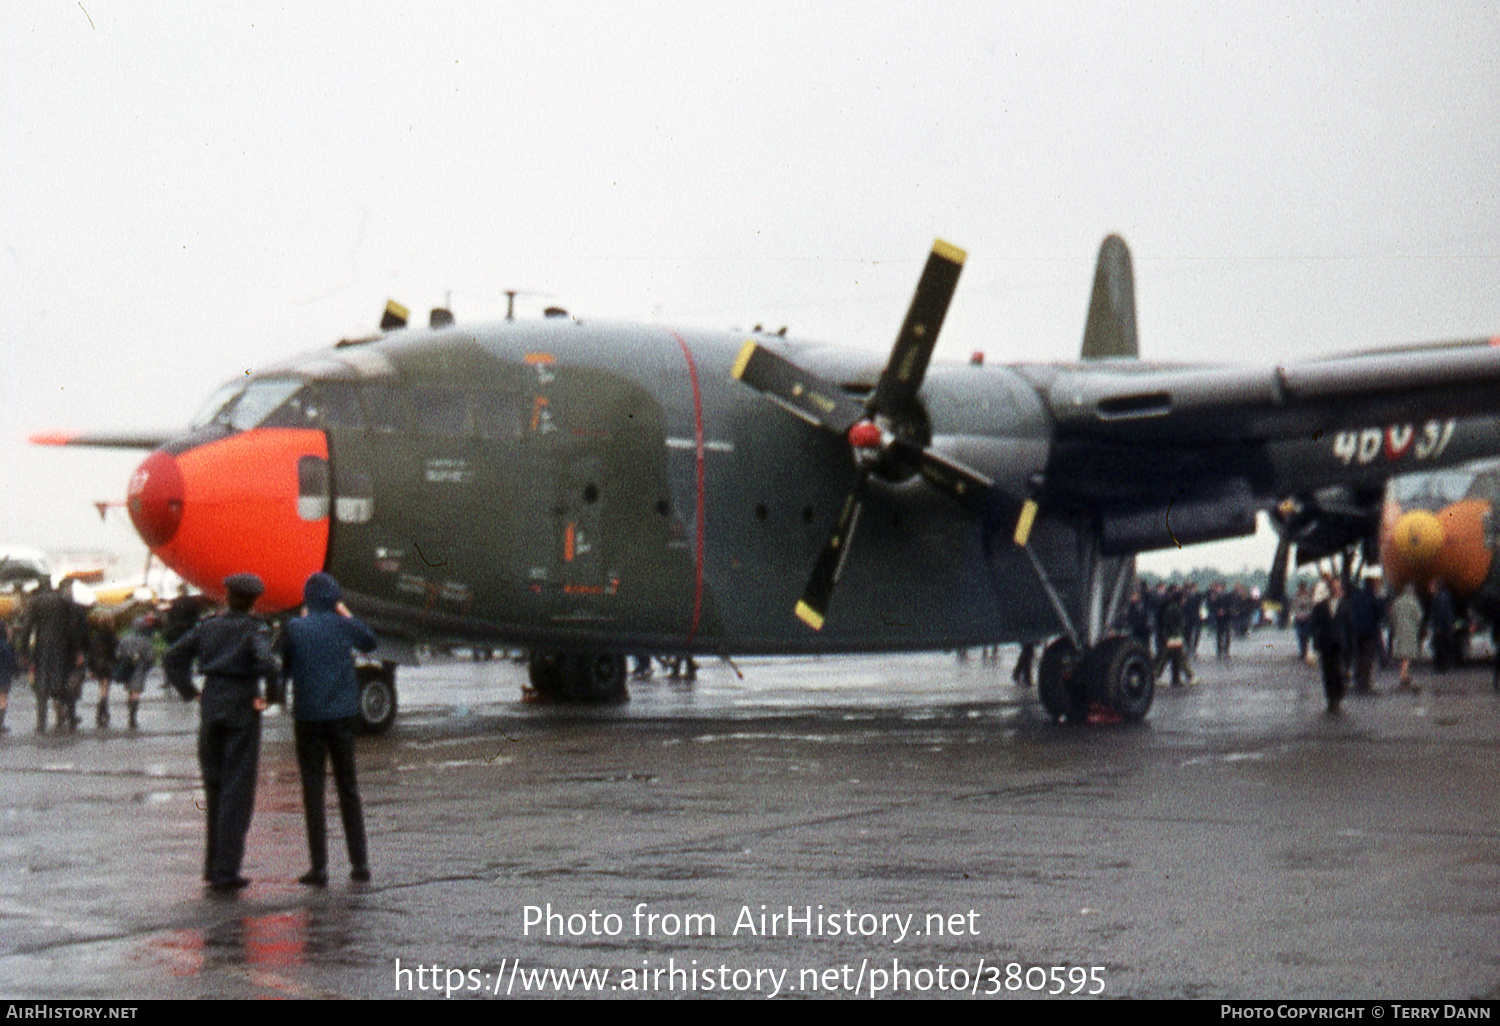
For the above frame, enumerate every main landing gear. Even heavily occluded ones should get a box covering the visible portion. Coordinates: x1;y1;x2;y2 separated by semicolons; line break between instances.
1021;530;1155;724
527;650;629;704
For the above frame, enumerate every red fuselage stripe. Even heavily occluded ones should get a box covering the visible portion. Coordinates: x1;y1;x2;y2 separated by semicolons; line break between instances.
673;332;706;647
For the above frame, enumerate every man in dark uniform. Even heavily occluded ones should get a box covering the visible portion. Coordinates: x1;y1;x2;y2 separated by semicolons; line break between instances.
165;573;280;892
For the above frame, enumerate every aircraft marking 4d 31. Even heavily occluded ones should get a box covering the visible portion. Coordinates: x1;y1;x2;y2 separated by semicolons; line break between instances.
37;236;1500;730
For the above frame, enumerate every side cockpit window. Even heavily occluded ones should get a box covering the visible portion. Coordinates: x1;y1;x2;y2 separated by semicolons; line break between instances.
403;385;522;440
364;384;409;434
260;381;363;430
312;382;366;430
260;386;319;429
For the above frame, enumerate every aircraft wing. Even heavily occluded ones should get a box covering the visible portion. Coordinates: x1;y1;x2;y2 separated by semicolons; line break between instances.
29;430;173;450
1036;338;1500;444
1019;337;1500;554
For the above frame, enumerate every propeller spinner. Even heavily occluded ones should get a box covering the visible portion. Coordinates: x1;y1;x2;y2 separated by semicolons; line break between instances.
732;239;994;630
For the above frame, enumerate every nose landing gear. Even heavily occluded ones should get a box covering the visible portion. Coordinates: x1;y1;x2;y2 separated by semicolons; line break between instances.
356;662;398;733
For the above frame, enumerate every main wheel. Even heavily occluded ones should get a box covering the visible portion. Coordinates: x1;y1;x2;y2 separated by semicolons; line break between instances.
1084;636;1155;722
356;663;397;734
1037;637;1085;722
570;650;628;704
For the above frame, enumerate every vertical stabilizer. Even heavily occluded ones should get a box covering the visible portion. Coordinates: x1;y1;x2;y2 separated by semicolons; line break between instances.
1081;234;1138;360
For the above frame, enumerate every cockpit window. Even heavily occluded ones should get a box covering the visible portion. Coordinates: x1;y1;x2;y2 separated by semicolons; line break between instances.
190;377;517;439
259;381;367;431
190;382;247;428
363;384;408;433
259;384;320;429
194;379;306;431
192;378;373;433
1390;469;1474;510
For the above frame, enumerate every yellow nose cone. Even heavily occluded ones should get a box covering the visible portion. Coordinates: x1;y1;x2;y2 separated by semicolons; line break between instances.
1393;509;1446;564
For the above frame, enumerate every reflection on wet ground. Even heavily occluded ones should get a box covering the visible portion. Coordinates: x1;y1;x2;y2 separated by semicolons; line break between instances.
3;630;1499;999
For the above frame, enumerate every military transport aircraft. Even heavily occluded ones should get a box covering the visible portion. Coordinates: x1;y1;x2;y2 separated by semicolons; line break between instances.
35;236;1500;730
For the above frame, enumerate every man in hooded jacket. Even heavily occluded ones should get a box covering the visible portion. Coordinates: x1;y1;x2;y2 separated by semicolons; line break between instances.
282;572;378;886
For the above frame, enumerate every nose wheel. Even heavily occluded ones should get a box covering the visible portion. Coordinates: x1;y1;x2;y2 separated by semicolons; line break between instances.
356;662;398;734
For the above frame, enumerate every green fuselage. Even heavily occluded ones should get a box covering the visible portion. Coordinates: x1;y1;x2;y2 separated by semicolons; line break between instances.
266;319;1072;655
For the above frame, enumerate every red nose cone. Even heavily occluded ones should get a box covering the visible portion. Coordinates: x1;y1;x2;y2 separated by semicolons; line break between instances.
128;450;185;547
129;429;330;611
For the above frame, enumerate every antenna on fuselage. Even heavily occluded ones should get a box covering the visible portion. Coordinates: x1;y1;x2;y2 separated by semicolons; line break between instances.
502;288;556;321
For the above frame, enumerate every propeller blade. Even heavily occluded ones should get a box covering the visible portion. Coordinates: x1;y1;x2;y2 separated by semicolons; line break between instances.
731;341;866;434
883;437;994;505
794;485;866;630
867;239;966;416
731;239;988;631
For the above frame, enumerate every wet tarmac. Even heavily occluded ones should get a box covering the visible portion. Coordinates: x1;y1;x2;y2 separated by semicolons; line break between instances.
2;630;1499;1000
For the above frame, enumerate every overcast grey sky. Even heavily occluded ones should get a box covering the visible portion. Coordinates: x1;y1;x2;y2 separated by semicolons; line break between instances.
3;1;1498;579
